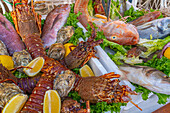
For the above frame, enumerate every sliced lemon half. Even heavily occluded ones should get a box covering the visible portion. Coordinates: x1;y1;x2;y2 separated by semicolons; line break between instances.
0;55;14;70
80;64;95;77
23;57;45;77
2;94;28;113
43;90;61;113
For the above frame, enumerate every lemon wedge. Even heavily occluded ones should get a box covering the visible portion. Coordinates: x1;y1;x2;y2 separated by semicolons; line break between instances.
0;55;14;70
23;57;44;77
64;43;76;57
2;94;28;113
43;90;61;113
164;47;170;59
80;64;95;77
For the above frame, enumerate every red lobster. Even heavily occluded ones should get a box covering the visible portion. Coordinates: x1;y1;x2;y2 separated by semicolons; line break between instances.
10;0;140;112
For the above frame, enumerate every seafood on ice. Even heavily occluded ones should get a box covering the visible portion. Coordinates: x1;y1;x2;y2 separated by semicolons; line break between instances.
119;65;170;95
74;0;139;45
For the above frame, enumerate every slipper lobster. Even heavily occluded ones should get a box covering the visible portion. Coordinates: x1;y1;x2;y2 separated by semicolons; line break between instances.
10;0;140;112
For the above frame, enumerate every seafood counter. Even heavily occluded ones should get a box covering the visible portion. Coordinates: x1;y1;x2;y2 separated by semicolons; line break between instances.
0;0;169;113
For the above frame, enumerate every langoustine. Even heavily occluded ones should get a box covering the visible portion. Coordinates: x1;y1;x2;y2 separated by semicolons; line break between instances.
74;0;139;45
119;65;170;95
0;13;25;55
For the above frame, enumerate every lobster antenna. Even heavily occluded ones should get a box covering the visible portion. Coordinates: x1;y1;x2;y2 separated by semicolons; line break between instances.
130;101;142;111
10;66;32;72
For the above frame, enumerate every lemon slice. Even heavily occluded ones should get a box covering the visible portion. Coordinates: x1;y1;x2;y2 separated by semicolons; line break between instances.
0;55;14;70
164;47;170;59
2;94;28;113
23;57;45;77
64;43;76;57
43;90;61;113
94;14;107;19
80;64;95;77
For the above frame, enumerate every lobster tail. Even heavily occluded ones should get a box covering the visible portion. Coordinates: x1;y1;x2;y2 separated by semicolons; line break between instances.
24;34;46;59
21;74;54;113
17;74;41;94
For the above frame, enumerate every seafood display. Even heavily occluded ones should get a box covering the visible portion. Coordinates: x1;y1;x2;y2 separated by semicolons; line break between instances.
57;26;75;44
74;0;139;45
0;82;23;108
137;17;170;39
61;98;90;113
0;13;25;55
0;0;169;112
12;50;32;72
119;65;170;95
0;40;9;55
48;43;65;60
41;4;70;48
128;11;161;26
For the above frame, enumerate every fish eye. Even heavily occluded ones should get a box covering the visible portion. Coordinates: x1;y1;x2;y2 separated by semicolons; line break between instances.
112;36;116;39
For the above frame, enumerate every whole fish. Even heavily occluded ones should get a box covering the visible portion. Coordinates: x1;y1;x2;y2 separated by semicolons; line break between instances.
74;0;139;45
41;4;70;48
137;17;170;40
119;65;170;95
129;11;161;26
0;13;25;55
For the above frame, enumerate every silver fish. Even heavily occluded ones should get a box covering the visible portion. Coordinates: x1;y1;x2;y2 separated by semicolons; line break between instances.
137;17;170;39
119;65;170;95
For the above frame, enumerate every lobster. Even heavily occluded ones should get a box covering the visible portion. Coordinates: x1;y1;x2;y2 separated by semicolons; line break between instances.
0;63;41;94
64;22;103;69
10;0;140;112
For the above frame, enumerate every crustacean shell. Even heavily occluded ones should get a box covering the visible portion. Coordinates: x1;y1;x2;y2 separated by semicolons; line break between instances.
53;70;75;98
0;82;23;108
57;26;75;44
0;40;9;55
48;43;65;60
12;50;32;72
